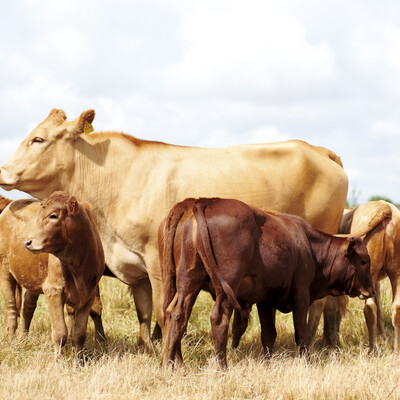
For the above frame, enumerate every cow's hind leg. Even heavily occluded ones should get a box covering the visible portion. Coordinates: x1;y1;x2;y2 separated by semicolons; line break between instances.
129;278;153;350
22;290;40;334
210;296;234;369
257;302;277;358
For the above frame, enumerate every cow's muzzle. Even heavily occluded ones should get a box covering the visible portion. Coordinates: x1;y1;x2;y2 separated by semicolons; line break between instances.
24;239;43;253
358;288;376;300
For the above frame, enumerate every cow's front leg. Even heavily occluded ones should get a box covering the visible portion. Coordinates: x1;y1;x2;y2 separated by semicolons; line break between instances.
257;302;277;358
210;296;233;369
129;278;153;350
45;291;67;358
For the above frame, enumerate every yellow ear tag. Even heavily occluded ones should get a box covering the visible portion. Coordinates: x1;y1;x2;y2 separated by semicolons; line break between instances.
84;121;94;135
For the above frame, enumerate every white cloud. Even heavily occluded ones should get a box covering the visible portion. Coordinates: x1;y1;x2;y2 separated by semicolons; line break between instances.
163;1;335;100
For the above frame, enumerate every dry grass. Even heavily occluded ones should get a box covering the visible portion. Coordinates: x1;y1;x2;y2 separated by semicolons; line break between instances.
0;277;399;399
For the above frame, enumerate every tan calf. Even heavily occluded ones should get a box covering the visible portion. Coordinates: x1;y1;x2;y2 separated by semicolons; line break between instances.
0;197;105;346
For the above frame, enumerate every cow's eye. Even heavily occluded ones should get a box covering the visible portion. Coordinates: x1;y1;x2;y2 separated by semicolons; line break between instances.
31;137;44;144
49;214;58;220
361;260;367;265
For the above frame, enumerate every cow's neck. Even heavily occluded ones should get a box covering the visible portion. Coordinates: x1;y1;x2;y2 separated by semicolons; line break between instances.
308;233;349;299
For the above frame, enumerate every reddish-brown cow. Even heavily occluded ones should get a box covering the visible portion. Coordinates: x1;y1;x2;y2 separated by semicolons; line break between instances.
0;197;105;344
24;191;105;358
160;198;375;369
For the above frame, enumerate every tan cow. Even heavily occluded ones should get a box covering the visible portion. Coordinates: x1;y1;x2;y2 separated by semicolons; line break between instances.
0;197;105;343
0;109;348;347
339;200;398;351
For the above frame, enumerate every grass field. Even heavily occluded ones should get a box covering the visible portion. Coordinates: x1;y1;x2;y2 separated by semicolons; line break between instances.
0;277;399;400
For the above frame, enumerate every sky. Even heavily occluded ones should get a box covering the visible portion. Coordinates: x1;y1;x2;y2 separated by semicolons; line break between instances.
1;0;400;204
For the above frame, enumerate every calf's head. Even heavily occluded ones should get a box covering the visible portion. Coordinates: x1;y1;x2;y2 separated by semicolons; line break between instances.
341;236;375;300
25;191;81;258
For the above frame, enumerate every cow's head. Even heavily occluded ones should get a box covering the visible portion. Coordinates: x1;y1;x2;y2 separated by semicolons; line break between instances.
0;109;95;199
342;236;375;300
24;191;81;260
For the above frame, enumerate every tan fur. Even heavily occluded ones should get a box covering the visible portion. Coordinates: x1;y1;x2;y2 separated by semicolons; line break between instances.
339;201;400;352
0;109;349;346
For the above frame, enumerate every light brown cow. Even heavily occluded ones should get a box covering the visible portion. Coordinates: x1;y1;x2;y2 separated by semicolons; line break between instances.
0;197;105;343
23;192;105;357
308;201;396;349
339;201;397;351
0;109;348;347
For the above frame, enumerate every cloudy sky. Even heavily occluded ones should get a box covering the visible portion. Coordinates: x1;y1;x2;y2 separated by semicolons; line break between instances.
1;0;400;204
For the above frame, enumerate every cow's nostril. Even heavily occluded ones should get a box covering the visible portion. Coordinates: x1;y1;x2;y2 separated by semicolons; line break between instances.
24;239;32;248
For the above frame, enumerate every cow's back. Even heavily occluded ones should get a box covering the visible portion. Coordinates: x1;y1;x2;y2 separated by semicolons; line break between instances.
159;141;347;236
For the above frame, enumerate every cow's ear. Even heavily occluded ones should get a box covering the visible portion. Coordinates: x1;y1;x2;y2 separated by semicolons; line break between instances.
47;109;67;124
67;196;79;216
71;109;96;136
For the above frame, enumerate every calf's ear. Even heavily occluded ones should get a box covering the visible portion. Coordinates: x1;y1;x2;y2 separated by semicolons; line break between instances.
345;237;356;257
67;196;79;216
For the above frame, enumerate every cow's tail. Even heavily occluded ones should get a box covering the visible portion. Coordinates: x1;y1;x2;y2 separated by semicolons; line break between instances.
161;199;195;321
193;200;241;310
337;201;392;238
15;283;22;317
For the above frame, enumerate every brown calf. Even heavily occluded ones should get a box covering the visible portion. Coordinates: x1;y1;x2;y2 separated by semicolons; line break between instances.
0;198;105;343
160;198;375;369
24;192;105;357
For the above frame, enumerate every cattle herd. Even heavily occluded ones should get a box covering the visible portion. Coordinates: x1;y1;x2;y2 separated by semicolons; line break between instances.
0;108;397;369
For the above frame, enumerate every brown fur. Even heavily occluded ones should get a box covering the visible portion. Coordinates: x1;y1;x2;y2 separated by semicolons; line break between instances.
22;191;105;357
161;198;374;369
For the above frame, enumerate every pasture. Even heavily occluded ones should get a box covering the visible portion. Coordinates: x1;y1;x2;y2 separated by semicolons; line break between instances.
0;278;399;399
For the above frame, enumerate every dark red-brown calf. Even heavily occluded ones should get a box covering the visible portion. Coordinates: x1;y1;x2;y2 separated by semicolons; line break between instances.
25;191;105;358
160;198;375;369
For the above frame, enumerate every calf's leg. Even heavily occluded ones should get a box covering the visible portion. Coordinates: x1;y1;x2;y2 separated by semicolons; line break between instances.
0;270;19;340
389;274;400;352
307;298;325;345
231;305;252;349
22;290;40;333
257;303;277;357
46;292;68;358
89;285;106;342
375;282;384;336
364;295;378;352
71;299;94;360
210;296;234;369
